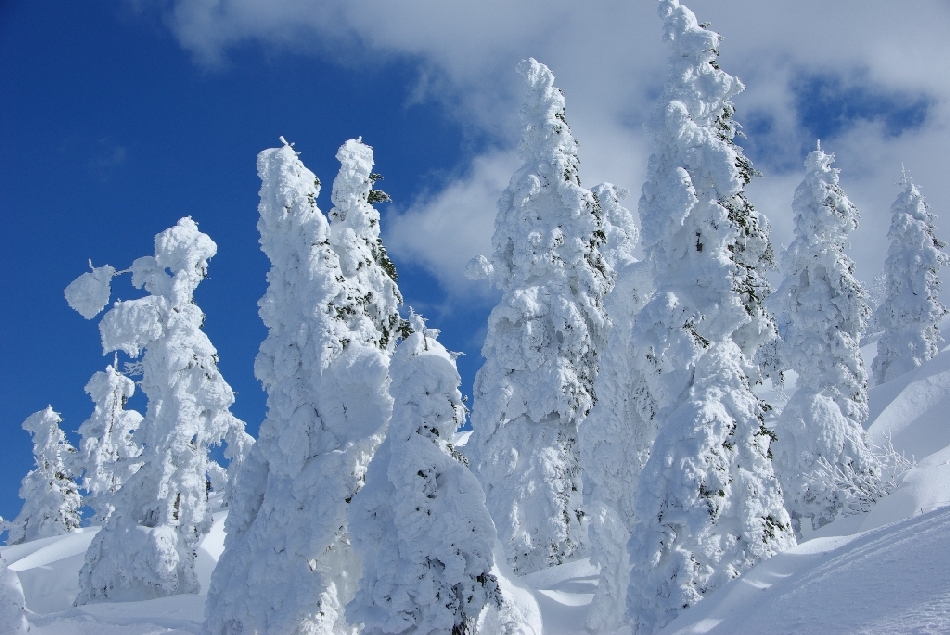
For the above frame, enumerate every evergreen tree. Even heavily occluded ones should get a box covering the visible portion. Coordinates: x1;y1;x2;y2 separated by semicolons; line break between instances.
771;146;886;534
74;364;144;524
626;3;794;632
206;139;401;635
348;314;502;635
70;217;248;603
466;58;612;575
578;184;649;633
328;138;407;353
873;175;948;384
7;407;81;545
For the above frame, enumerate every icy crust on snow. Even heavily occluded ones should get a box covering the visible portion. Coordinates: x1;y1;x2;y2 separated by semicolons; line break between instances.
624;3;792;633
77;217;248;605
349;326;508;634
205;143;393;635
75;365;143;524
6;407;81;546
328;139;406;353
873;179;949;385
467;58;612;575
770;148;884;534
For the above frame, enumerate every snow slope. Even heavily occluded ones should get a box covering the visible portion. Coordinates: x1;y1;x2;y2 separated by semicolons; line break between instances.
4;353;950;634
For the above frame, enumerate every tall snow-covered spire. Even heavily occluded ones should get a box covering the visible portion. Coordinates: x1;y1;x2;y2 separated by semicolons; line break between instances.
72;217;248;604
466;58;613;575
771;147;887;534
872;176;948;384
6;407;81;545
205;142;396;635
328;138;407;353
74;364;143;524
626;3;793;632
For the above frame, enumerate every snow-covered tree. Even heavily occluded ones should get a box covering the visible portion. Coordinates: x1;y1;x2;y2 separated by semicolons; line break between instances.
7;407;81;545
771;146;886;534
625;4;794;632
74;364;144;524
206;139;401;635
577;184;649;633
71;217;248;604
348;314;501;635
328;138;407;353
466;58;612;575
872;176;948;384
0;555;28;634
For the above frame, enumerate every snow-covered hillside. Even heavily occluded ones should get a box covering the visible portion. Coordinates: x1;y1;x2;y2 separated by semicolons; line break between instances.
4;341;950;634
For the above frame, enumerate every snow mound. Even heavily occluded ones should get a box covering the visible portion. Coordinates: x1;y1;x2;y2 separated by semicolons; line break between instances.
658;507;950;635
867;346;950;461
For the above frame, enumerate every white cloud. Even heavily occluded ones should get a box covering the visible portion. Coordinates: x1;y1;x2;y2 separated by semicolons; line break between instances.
384;150;518;301
150;0;950;302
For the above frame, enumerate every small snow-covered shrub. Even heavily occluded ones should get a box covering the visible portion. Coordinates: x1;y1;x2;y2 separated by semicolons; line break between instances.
7;407;81;545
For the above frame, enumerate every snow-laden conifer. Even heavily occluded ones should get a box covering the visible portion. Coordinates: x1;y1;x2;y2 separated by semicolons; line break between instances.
348;314;502;634
577;184;649;633
0;555;28;634
771;146;885;534
71;217;248;603
466;58;612;575
626;4;794;632
6;407;81;545
74;364;143;524
328;138;407;353
872;176;948;384
205;140;399;635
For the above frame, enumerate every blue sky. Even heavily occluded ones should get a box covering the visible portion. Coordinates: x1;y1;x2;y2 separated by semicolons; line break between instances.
2;0;947;524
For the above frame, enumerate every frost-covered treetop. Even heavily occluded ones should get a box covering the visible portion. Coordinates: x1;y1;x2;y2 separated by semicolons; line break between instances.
788;147;859;252
328;138;405;353
489;57;608;297
640;0;748;257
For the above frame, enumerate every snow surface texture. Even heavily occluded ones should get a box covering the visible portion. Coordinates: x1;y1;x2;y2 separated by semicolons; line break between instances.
0;557;27;634
348;320;507;634
205;141;397;635
74;364;144;524
626;3;793;633
6;407;81;546
577;183;649;633
770;147;885;535
73;217;249;604
872;178;948;385
467;58;612;576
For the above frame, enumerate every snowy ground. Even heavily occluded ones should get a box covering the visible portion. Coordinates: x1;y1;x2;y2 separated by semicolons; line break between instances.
5;344;950;634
